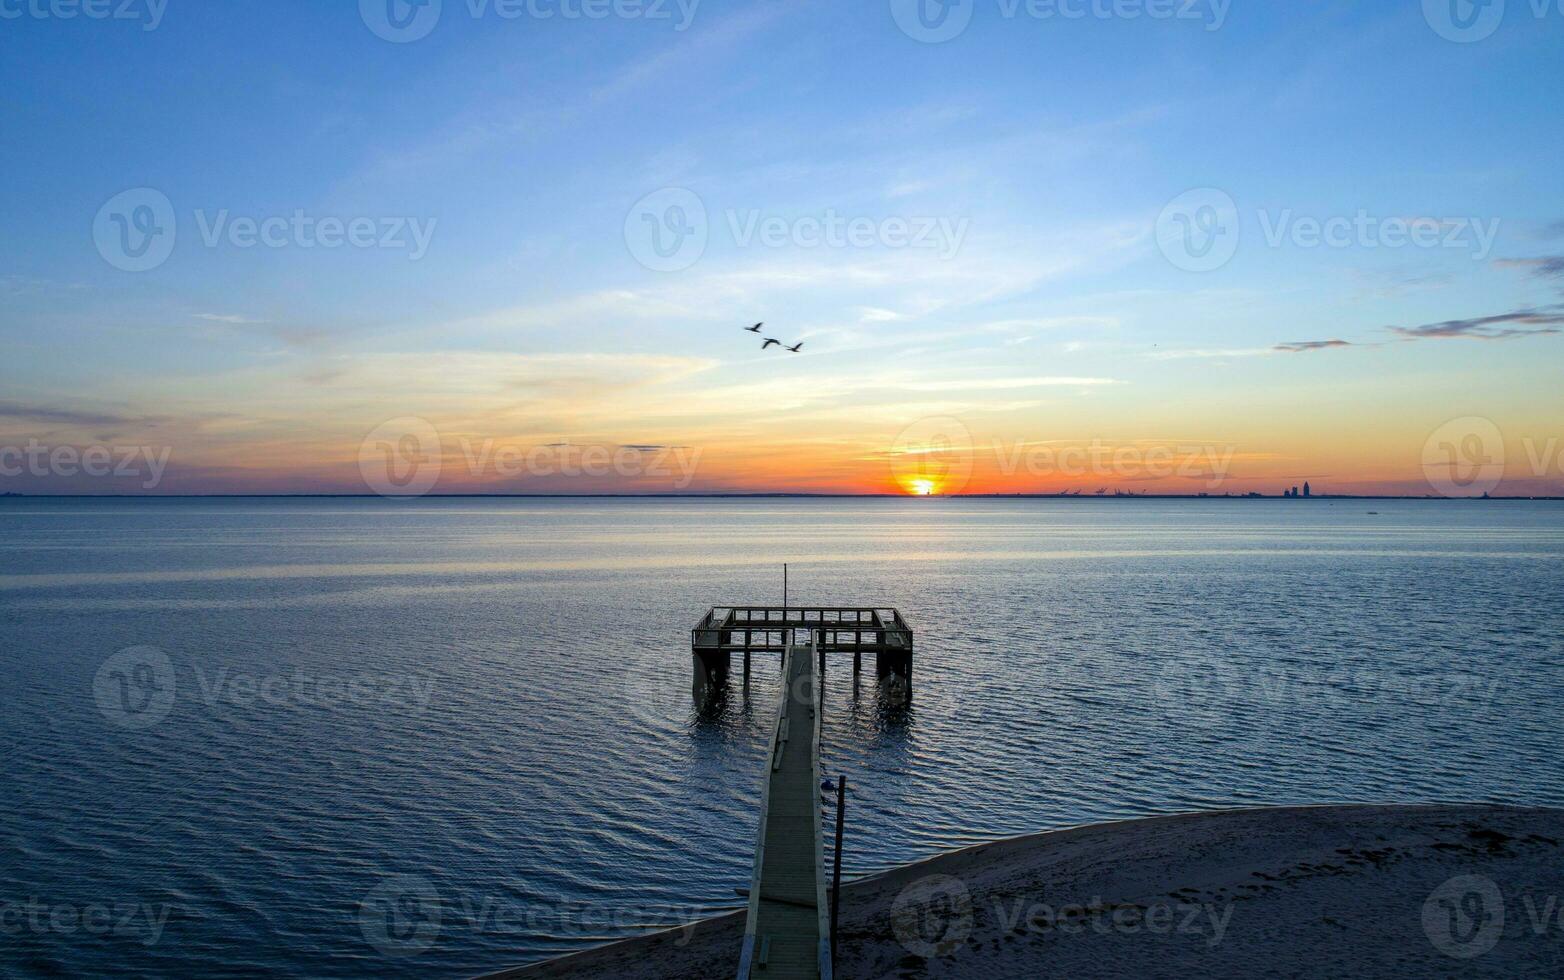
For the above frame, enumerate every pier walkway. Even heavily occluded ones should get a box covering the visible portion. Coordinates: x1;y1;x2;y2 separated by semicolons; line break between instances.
736;637;832;980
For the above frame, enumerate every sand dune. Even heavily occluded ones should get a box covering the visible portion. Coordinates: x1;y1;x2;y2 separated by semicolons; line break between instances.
485;804;1564;979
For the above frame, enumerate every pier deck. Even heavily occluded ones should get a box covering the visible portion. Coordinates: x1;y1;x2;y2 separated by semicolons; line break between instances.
692;606;912;656
692;607;913;685
737;639;832;980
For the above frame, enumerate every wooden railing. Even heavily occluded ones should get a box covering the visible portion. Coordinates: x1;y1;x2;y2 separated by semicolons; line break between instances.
692;606;912;654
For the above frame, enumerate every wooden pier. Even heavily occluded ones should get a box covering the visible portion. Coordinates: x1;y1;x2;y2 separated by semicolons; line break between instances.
737;636;833;980
691;606;913;685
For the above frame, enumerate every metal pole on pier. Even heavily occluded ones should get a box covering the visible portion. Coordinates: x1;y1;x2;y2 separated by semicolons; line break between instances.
830;775;846;968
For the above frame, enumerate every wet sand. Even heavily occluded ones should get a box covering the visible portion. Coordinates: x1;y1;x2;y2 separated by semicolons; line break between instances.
484;804;1564;979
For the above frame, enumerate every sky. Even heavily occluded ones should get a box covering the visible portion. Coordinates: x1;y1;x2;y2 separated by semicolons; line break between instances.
2;0;1562;496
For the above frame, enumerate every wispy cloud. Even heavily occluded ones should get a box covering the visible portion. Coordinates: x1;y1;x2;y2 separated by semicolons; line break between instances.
1274;339;1354;353
1390;308;1564;341
589;5;785;106
194;313;269;324
0;400;147;427
857;307;905;323
1495;256;1564;279
880;376;1120;392
1145;347;1272;361
1348;267;1453;301
1;275;88;296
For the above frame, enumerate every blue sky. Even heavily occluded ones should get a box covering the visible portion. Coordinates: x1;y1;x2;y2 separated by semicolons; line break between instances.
2;0;1562;494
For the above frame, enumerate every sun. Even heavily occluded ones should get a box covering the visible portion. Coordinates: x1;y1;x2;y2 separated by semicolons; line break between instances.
907;478;938;496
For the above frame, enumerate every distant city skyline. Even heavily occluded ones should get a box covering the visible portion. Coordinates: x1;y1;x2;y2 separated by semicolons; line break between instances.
3;4;1563;496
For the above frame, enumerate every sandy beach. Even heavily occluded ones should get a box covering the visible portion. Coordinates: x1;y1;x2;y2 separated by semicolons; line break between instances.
487;804;1564;979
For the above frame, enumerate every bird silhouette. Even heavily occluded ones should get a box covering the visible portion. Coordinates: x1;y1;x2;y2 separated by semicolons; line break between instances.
785;342;804;353
744;322;763;333
761;338;781;350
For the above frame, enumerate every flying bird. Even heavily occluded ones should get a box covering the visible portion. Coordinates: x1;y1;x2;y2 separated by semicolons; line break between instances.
744;322;763;333
786;342;804;353
761;338;781;349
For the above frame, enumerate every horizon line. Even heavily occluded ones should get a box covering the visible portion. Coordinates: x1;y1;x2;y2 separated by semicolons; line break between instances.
2;492;1560;501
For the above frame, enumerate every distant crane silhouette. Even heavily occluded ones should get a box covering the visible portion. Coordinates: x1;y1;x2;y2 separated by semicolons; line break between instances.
761;338;781;350
785;342;804;353
744;323;764;333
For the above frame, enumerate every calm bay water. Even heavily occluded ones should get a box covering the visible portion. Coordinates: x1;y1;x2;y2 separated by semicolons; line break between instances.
2;497;1562;977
